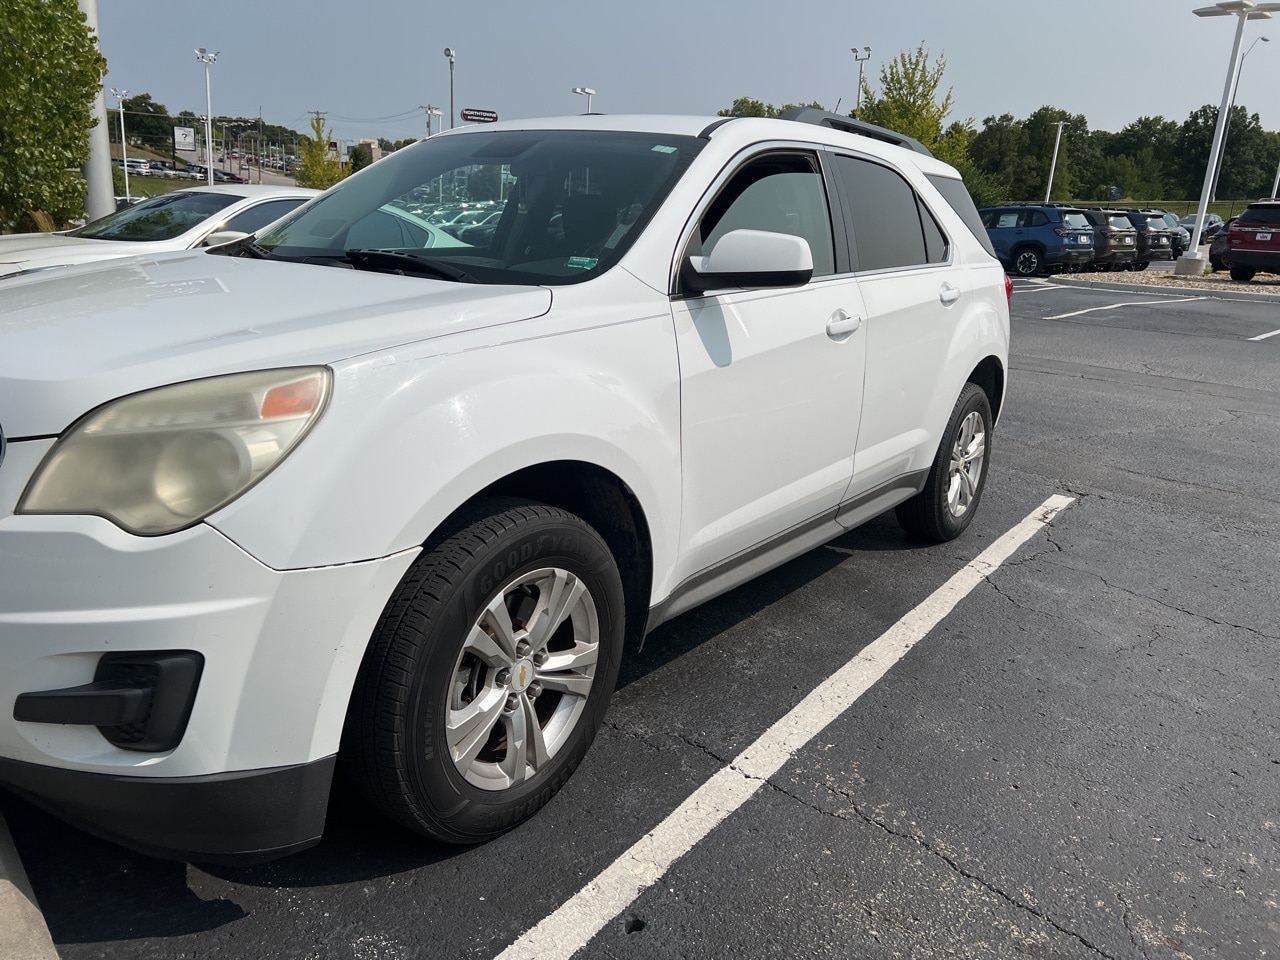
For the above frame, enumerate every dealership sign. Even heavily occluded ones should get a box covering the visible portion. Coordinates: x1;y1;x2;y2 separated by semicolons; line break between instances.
459;108;498;123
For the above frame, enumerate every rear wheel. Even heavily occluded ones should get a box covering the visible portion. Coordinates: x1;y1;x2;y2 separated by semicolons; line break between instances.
1230;267;1256;282
1012;247;1043;277
896;383;992;542
343;498;625;844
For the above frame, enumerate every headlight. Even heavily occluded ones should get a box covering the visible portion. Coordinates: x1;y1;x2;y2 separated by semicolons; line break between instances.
18;367;331;535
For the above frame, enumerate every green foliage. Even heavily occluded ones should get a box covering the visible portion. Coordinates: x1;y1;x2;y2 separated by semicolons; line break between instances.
856;43;973;162
294;115;346;190
0;0;107;231
349;142;373;174
467;165;501;201
716;98;824;118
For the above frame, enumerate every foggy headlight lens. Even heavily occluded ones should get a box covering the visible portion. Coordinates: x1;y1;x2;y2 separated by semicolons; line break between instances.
18;368;331;535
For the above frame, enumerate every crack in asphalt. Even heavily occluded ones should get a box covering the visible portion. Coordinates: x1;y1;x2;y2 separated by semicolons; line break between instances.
754;776;1124;960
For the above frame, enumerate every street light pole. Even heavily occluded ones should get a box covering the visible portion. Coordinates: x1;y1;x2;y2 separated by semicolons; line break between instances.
1176;0;1280;275
1045;121;1069;203
851;46;872;115
111;87;129;200
1211;34;1268;200
443;48;456;129
195;48;219;187
572;86;596;113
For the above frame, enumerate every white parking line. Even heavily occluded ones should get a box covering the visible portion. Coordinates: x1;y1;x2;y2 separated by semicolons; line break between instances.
1248;327;1280;342
1044;297;1205;320
495;494;1076;960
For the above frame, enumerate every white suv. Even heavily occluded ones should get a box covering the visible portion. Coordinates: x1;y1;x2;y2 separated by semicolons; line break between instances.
0;111;1009;861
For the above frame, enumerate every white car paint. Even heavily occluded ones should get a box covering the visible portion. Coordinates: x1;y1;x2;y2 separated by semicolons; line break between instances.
0;113;1009;858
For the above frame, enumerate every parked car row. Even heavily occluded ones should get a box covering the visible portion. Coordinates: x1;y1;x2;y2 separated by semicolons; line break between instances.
978;203;1192;275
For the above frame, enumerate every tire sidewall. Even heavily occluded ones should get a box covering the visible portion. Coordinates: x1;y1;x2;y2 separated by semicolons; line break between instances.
932;384;993;540
404;512;625;840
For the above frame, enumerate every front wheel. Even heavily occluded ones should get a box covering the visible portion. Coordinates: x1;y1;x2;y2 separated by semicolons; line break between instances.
896;383;993;542
343;498;625;844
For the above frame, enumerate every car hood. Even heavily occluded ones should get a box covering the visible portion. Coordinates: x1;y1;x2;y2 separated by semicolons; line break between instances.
0;232;192;276
0;252;552;436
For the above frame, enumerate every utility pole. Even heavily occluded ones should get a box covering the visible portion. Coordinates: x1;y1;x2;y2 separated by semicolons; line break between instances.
1045;121;1069;203
421;104;442;137
111;87;129;200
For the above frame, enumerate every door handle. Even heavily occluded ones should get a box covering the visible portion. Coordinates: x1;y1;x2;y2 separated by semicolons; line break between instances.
826;309;862;339
939;283;961;305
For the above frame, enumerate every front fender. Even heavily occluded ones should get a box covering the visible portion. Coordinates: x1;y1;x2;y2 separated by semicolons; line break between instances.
208;313;682;589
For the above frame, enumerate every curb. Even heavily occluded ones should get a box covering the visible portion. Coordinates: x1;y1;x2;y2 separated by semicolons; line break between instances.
1048;274;1280;304
0;808;58;960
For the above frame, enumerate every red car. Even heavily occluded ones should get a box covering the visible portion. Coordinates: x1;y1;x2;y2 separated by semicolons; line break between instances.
1222;199;1280;282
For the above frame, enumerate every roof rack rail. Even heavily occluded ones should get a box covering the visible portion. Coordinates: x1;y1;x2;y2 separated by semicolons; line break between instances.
777;108;933;157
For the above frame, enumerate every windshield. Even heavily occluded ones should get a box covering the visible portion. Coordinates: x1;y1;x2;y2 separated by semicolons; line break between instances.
1239;206;1280;226
68;191;240;241
1109;215;1132;231
256;129;704;285
1062;212;1090;229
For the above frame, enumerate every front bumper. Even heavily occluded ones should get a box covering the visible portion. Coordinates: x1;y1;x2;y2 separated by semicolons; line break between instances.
0;754;335;863
0;439;418;859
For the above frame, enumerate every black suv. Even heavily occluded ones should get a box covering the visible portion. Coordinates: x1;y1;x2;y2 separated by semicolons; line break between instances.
1222;199;1280;282
1116;210;1175;269
1077;209;1139;271
979;204;1095;276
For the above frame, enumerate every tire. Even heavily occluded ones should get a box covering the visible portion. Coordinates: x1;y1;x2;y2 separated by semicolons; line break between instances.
896;383;993;542
342;497;626;844
1134;261;1149;271
1230;267;1256;282
1012;247;1043;277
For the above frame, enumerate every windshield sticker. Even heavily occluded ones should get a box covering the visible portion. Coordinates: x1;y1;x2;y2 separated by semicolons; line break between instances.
651;145;678;154
566;256;598;269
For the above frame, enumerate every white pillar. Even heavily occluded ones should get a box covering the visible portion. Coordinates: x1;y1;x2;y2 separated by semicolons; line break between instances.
79;0;114;221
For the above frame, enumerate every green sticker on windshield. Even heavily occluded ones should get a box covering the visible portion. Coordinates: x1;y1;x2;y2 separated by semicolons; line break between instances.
651;145;678;154
566;256;598;269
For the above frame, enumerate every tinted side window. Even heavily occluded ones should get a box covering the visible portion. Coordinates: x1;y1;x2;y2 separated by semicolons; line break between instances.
832;155;927;272
919;200;948;263
1026;210;1050;227
222;199;308;235
700;154;835;278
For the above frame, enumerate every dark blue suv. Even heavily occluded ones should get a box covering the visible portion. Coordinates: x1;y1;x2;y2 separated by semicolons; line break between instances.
978;204;1096;276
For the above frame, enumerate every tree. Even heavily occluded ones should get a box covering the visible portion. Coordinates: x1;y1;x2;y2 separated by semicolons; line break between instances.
716;98;824;118
294;115;345;190
349;142;373;174
0;0;107;231
855;44;972;164
115;93;174;155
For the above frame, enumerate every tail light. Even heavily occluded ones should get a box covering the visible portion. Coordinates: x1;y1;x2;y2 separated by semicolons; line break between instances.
1053;226;1075;236
1004;274;1013;310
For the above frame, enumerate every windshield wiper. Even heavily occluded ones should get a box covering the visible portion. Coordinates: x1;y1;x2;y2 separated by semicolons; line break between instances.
344;249;474;282
209;234;273;259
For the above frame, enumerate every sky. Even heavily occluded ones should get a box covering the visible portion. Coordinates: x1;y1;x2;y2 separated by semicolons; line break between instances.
90;0;1280;147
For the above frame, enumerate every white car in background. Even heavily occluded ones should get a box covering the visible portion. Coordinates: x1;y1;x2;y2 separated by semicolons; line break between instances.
0;185;319;279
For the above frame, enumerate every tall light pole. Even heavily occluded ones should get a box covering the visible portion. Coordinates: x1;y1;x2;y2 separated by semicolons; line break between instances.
1045;121;1069;203
195;48;219;186
443;48;456;129
79;0;114;222
851;46;872;115
111;87;129;200
572;86;596;113
1211;34;1268;200
1176;0;1280;275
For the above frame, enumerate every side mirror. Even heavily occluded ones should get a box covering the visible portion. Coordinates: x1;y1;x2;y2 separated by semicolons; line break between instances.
202;230;250;248
686;229;813;293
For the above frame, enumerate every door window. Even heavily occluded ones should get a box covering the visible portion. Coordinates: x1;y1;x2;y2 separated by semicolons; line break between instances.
696;154;835;278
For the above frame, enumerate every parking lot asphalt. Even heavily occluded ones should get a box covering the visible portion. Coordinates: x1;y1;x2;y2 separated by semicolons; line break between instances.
2;279;1277;959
